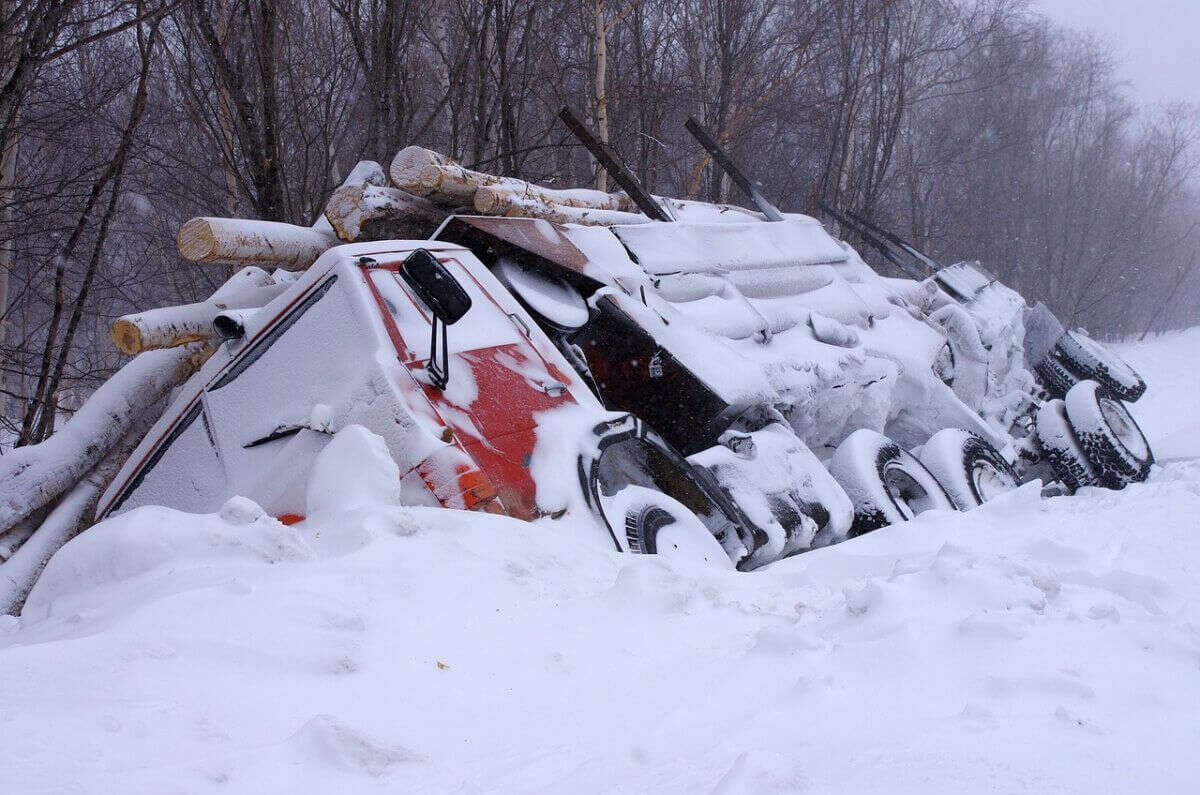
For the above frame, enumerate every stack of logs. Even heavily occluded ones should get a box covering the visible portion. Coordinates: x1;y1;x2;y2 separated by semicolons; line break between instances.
110;145;649;358
114;144;656;360
175;146;646;284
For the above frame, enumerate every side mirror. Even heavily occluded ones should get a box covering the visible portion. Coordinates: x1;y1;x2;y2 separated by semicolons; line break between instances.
400;248;471;324
398;249;472;390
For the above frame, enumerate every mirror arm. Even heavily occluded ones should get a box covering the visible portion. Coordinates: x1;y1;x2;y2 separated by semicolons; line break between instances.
428;315;450;390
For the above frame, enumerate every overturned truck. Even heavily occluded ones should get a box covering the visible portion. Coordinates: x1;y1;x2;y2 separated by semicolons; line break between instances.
2;111;1156;586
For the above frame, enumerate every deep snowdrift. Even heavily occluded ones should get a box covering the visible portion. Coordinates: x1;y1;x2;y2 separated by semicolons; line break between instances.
1;331;1197;794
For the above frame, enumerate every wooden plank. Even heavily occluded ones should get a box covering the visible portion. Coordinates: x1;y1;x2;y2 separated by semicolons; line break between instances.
558;106;672;222
684;117;783;222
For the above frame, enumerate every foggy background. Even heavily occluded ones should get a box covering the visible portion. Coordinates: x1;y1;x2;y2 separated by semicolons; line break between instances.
1037;0;1200;105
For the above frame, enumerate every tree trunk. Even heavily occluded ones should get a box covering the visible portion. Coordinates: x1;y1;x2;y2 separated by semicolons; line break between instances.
593;0;609;192
0;123;15;351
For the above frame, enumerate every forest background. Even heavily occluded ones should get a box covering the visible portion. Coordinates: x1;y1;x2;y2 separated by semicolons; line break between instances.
2;0;1196;447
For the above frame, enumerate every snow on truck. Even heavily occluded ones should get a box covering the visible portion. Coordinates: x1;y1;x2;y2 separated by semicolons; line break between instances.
0;111;1157;587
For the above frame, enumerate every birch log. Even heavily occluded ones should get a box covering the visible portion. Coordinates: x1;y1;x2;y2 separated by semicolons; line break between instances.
388;145;455;190
0;478;101;615
177;217;337;270
390;145;636;213
0;390;166;615
110;267;287;354
472;183;635;214
324;184;447;242
478;191;649;226
0;342;215;537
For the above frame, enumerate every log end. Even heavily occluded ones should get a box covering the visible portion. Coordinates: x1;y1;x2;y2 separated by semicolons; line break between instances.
390;145;451;192
110;319;145;355
177;217;217;262
473;185;505;214
324;185;365;242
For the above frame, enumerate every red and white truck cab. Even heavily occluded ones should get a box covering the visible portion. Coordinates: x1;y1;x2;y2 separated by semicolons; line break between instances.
95;241;738;564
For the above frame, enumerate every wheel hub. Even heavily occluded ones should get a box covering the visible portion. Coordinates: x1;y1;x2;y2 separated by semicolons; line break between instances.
970;459;1014;502
1098;396;1150;461
883;463;934;518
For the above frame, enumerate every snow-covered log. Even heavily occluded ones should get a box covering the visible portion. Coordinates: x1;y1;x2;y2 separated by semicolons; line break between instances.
342;159;387;190
110;266;287;354
0;479;99;614
323;184;446;242
0;513;40;562
390;145;637;215
0;394;163;615
0;343;214;537
400;162;522;206
177;217;337;270
472;183;635;214
477;191;649;226
388;145;455;190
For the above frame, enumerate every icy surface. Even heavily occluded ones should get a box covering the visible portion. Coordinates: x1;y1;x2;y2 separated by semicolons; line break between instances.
0;332;1198;793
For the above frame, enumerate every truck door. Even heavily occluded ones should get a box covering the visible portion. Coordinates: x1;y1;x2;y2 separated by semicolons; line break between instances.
363;254;577;518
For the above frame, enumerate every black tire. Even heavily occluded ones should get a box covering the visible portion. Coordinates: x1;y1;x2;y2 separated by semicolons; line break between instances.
1054;331;1146;402
1063;380;1154;488
1033;352;1081;400
828;429;956;537
578;413;754;563
917;429;1019;510
625;503;675;554
620;496;730;568
1035;399;1098;493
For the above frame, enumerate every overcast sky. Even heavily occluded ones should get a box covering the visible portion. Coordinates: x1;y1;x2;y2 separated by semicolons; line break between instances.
1034;0;1200;106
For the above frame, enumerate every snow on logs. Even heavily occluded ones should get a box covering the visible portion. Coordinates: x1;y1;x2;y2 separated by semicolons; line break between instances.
323;183;447;242
471;183;630;215
390;145;642;225
110;266;288;355
0;343;215;539
177;217;338;270
0;383;172;614
473;189;649;225
179;146;657;273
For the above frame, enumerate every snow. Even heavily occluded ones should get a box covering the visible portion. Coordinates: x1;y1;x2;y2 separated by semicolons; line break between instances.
493;257;590;330
0;343;206;533
613;218;849;274
1;332;1198;793
305;425;402;517
1114;326;1200;462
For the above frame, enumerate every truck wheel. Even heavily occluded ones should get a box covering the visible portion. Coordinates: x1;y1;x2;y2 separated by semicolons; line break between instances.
1035;399;1097;493
1033;353;1080;400
918;429;1019;510
579;414;752;564
1063;380;1154;488
829;429;956;537
1054;331;1146;402
618;487;733;569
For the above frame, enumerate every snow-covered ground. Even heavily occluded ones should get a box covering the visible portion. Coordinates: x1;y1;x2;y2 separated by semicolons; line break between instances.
1114;326;1200;462
1;331;1197;794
